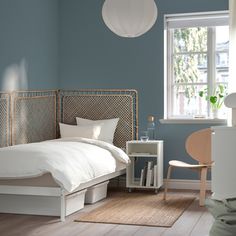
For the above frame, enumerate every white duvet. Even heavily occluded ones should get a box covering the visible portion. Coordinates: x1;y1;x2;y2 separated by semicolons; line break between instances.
0;138;130;192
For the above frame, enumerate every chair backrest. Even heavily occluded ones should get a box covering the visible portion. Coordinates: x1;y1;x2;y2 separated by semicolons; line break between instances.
185;128;211;165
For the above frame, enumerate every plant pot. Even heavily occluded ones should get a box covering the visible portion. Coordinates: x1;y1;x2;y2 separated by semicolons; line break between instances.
211;110;218;119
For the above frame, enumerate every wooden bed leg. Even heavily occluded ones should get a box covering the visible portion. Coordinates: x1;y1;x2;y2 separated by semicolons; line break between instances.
60;189;66;222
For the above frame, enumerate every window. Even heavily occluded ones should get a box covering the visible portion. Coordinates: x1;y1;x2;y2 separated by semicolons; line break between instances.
164;12;229;120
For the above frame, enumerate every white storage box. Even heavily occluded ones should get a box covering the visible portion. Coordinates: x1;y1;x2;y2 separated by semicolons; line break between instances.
65;189;87;216
85;181;109;204
0;189;87;217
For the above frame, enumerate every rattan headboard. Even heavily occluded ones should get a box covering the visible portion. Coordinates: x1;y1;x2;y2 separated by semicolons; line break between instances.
0;93;10;147
12;91;57;145
0;89;138;148
58;90;138;148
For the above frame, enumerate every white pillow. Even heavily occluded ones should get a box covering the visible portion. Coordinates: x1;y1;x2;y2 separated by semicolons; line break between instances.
59;123;103;139
76;117;119;144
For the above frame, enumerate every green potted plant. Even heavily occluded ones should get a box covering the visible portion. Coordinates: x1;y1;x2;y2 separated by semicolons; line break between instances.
199;84;227;118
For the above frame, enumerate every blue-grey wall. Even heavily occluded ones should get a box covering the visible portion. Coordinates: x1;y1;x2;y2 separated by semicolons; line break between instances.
59;0;228;179
0;0;59;91
0;0;228;180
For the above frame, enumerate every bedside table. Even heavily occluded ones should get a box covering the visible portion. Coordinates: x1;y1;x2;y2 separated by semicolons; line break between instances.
126;140;163;193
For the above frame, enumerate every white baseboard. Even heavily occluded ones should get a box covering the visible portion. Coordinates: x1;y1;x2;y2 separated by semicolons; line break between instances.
164;179;211;191
109;176;211;191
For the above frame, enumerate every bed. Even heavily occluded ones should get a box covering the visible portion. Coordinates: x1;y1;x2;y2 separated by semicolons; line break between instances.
0;89;138;221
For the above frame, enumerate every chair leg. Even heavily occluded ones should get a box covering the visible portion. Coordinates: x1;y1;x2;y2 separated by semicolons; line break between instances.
199;167;207;206
164;165;172;200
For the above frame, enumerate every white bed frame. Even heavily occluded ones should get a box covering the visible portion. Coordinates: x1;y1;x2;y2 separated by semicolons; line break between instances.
0;169;125;221
0;89;138;221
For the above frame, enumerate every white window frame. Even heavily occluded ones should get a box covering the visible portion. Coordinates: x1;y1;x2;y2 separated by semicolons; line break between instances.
162;11;229;124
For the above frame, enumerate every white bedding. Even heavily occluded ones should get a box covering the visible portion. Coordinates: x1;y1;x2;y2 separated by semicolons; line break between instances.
0;138;130;192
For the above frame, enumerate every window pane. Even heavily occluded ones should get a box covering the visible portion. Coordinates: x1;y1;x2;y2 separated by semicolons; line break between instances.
172;85;208;117
174;54;207;83
215;25;229;110
216;67;229;83
174;27;207;53
216;52;229;67
216;26;229;51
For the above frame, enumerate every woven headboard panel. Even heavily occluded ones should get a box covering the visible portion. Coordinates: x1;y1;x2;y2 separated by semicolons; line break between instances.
0;93;11;147
12;91;57;145
0;89;138;148
59;90;138;148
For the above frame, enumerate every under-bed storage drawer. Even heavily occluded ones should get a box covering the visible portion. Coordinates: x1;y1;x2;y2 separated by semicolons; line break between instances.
0;194;61;216
65;189;87;216
85;181;109;204
0;189;87;217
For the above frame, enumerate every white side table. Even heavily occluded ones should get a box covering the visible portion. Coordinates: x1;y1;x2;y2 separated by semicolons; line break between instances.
126;140;163;193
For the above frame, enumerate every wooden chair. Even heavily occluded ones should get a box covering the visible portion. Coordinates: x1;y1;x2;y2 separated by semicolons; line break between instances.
164;128;212;206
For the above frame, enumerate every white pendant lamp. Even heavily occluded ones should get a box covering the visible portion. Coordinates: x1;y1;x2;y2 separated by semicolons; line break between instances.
102;0;158;38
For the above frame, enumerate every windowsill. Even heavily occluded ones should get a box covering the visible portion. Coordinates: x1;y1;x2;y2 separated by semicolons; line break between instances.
159;118;227;124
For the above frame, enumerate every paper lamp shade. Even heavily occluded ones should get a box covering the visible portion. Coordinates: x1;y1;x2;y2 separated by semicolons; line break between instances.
102;0;158;38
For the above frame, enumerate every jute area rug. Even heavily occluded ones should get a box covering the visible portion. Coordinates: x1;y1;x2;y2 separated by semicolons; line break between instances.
75;191;195;227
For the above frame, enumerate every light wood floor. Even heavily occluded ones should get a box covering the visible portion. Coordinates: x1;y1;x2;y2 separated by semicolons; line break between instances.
0;189;213;236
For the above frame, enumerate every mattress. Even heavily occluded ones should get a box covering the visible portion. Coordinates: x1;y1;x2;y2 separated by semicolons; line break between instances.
0;162;126;192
